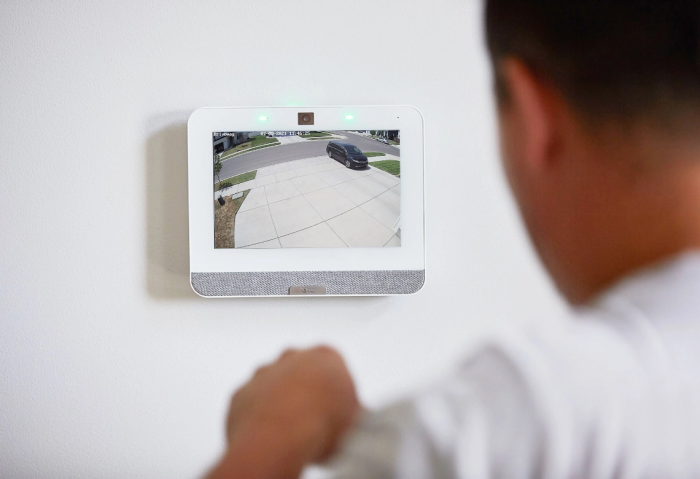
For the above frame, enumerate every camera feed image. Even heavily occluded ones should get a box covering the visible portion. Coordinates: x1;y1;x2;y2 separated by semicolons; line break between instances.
213;130;401;249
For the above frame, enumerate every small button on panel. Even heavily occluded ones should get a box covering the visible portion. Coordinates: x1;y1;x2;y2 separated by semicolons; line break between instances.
289;285;327;296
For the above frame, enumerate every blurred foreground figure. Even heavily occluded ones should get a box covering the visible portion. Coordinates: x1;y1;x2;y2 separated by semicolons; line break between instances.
208;1;700;477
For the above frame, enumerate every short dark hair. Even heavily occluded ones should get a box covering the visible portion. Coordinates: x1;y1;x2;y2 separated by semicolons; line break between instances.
486;0;700;126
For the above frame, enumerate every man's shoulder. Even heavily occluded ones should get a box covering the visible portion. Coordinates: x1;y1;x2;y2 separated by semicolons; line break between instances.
489;251;700;389
454;313;643;415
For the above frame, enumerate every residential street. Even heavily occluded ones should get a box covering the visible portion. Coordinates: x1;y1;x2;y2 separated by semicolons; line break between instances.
218;131;400;180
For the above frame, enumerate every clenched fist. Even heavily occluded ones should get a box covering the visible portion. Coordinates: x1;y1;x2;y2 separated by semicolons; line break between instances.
208;346;360;479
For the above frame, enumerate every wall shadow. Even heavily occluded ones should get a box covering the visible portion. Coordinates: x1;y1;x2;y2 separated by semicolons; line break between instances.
145;113;195;299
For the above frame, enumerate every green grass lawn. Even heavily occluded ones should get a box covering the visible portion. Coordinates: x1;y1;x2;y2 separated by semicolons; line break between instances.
215;170;257;192
363;152;386;158
300;131;332;138
369;160;400;177
219;135;278;160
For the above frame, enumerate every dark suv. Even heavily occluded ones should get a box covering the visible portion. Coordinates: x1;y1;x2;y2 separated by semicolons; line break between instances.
326;141;369;169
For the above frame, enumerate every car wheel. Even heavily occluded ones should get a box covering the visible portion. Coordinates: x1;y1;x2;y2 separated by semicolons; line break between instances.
345;159;351;168
328;150;333;158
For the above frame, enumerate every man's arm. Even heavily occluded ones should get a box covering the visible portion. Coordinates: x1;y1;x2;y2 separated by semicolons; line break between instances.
207;347;360;479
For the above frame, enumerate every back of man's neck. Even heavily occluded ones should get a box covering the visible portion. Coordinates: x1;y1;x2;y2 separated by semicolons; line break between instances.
562;146;700;304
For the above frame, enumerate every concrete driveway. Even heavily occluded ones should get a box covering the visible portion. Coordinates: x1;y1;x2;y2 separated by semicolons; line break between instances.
222;155;401;248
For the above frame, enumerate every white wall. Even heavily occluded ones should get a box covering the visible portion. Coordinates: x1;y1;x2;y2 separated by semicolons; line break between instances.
0;1;567;477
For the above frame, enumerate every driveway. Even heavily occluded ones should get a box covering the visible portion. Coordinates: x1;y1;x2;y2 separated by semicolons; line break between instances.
221;155;401;248
275;135;310;145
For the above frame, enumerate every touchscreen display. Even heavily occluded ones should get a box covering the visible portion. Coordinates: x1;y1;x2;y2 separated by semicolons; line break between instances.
213;130;401;249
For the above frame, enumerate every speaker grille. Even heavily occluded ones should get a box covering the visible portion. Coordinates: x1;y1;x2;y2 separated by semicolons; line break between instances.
191;270;425;297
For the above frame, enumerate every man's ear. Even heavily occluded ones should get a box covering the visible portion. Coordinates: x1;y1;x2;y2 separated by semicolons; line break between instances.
500;58;558;170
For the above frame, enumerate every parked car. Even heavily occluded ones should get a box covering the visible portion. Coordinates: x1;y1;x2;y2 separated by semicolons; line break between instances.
326;141;369;169
377;137;390;145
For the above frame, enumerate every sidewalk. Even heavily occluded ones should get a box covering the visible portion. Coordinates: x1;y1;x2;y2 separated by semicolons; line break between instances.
220;155;401;248
374;154;401;162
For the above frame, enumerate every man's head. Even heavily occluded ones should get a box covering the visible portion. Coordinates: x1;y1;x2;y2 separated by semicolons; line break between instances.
485;0;700;303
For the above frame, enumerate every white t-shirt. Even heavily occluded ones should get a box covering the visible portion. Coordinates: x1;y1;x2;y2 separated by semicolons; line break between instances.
326;252;700;478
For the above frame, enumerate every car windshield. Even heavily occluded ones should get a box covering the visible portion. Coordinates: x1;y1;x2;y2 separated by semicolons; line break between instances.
346;145;361;154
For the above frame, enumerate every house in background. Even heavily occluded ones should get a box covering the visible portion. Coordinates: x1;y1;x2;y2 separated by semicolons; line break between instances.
374;130;401;144
212;132;259;154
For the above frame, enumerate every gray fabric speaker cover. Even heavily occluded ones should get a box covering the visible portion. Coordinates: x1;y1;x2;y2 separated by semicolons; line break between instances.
191;270;425;297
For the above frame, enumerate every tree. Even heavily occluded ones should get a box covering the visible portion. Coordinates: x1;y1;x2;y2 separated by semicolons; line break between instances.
214;153;222;187
370;130;376;136
214;153;225;205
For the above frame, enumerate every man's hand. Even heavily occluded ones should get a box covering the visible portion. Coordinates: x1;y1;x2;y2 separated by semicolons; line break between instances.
207;346;360;479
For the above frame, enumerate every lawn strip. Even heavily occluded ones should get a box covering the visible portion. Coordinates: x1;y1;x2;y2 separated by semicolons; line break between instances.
215;170;257;192
220;142;278;160
214;189;250;248
369;160;400;177
300;132;331;138
219;135;279;160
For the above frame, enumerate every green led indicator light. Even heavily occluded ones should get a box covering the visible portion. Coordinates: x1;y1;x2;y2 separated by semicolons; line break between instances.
344;115;354;120
258;116;269;121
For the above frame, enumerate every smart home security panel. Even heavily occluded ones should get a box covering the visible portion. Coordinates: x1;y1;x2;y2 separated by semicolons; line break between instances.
188;106;424;297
